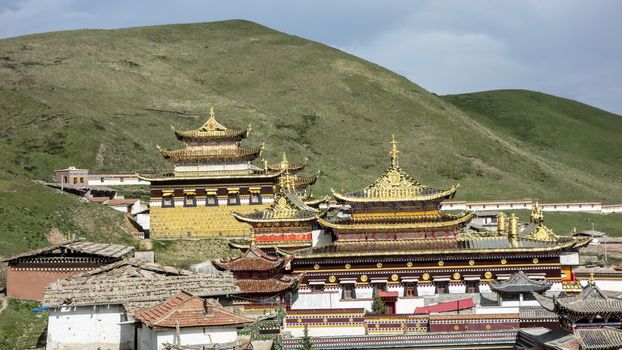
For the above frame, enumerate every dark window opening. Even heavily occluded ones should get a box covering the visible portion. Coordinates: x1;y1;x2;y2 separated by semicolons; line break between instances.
227;193;240;206
466;280;479;293
372;283;386;293
309;284;324;292
162;196;175;208
249;193;262;205
184;195;196;207
435;281;449;294
342;284;356;300
404;282;418;297
206;195;218;206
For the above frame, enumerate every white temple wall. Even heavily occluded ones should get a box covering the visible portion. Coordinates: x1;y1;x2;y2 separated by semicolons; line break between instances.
152;327;237;350
292;289;374;311
448;284;466;294
47;305;133;350
417;284;436;296
476;306;519;314
312;229;333;247
582;279;622;291
549;282;563;293
395;297;424;314
479;283;492;293
287;325;366;338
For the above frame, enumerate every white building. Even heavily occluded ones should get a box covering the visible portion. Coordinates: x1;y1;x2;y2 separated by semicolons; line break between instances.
43;259;241;350
134;291;253;350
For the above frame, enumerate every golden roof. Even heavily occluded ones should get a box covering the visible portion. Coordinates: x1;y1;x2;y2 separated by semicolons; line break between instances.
292;171;321;190
172;108;251;142
265;153;309;172
283;234;592;259
317;212;474;231
136;169;282;181
157;144;263;162
232;189;319;224
332;135;458;203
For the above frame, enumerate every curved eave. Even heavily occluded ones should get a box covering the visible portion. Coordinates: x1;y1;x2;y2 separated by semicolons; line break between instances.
304;195;331;206
231;211;317;224
172;126;250;142
330;185;458;203
158;144;263;162
294;171;321;189
135;170;282;182
267;157;309;172
317;212;474;230
229;241;311;250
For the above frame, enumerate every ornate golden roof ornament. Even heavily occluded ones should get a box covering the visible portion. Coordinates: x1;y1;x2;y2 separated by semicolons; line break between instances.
390;134;400;167
589;272;596;286
497;212;506;235
279;168;296;193
509;213;518;239
280;152;289;170
209;106;215;118
531;201;544;224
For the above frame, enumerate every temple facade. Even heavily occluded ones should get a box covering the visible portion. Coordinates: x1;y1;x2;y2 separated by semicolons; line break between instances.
281;137;590;314
140;109;318;239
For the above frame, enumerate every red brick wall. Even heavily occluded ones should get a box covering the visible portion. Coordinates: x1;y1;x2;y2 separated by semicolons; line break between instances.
6;267;83;300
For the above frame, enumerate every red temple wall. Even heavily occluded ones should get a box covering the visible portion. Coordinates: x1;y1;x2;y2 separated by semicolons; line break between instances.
6;267;83;300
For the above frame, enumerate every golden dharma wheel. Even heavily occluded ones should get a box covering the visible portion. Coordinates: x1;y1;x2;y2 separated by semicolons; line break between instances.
485;271;493;279
313;264;320;270
376;262;383;268
501;258;507;265
348;317;354;322
323;318;328;323
415;322;421;327
468;260;475;266
360;274;368;282
328;275;337;283
485;324;492;330
533;258;539;264
453;272;461;280
422;273;430;280
297;318;302;323
391;274;399;282
375;323;380;328
438;260;444;266
407;261;413;267
345;263;351;269
453;325;460;330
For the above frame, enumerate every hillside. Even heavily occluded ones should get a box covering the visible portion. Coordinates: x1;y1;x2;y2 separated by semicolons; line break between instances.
1;20;622;257
442;90;622;191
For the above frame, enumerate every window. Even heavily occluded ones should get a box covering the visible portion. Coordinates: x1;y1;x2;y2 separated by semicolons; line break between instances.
73;177;77;184
465;280;479;293
309;284;324;292
100;177;105;183
206;195;218;206
404;282;417;297
184;195;196;207
342;284;356;300
435;281;449;294
249;193;262;205
63;176;68;183
162;196;175;208
120;177;124;182
80;177;84;183
227;193;240;206
372;283;386;293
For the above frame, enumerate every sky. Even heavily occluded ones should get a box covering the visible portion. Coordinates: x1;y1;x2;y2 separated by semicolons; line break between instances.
1;0;621;114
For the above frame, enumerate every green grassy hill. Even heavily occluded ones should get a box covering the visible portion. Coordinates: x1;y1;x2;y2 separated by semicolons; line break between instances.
1;20;622;256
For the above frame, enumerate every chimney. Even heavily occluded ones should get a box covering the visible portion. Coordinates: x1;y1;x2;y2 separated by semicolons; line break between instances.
203;299;213;315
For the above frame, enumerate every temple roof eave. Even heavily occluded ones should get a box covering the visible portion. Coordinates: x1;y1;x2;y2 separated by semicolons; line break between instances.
157;144;264;162
136;169;283;182
331;185;458;203
172;126;250;142
283;237;587;259
317;212;474;230
231;211;317;224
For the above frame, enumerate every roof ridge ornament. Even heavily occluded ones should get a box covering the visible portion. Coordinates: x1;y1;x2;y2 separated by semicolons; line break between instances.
390;134;399;167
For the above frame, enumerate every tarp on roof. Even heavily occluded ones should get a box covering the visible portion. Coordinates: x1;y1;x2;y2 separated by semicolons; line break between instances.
414;298;475;314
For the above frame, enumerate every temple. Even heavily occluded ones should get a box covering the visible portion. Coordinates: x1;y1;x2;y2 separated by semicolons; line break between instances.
212;245;302;311
231;171;325;250
281;136;591;314
140;109;317;239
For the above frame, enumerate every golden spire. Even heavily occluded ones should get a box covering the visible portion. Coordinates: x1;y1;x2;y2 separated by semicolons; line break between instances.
509;213;518;238
531;201;544;224
281;152;289;170
390;134;399;167
209;106;215;118
588;272;596;286
279;168;295;193
497;212;506;235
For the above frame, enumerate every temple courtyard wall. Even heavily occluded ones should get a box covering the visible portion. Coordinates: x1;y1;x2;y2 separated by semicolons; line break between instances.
137;326;238;350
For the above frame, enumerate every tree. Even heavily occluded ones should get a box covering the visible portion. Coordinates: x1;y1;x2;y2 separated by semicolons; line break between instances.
300;325;314;350
370;292;386;315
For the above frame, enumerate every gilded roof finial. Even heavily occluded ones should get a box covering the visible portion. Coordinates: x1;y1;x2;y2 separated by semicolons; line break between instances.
281;152;289;170
390;134;399;166
589;272;596;286
509;213;518;238
209;106;215;118
531;201;544;224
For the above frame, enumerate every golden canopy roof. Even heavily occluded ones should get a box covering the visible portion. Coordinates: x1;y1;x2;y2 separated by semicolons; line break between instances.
172;108;251;142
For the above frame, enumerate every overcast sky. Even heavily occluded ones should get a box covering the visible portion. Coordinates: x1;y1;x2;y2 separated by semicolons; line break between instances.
1;0;621;114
